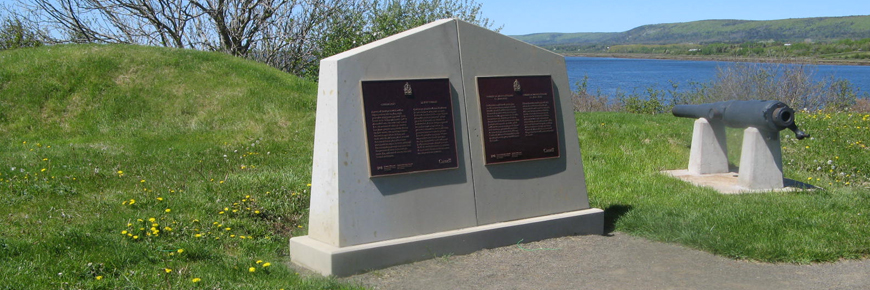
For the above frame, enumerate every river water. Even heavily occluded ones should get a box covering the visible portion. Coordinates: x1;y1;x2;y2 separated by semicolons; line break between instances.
565;57;870;99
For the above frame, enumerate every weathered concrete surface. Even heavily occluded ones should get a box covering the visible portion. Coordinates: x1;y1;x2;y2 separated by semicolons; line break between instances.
335;233;870;290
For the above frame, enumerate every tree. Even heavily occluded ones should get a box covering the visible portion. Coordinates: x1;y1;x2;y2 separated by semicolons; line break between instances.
23;0;497;78
0;13;43;50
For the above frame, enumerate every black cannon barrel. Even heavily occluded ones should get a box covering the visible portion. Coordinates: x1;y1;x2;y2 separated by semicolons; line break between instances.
672;100;809;140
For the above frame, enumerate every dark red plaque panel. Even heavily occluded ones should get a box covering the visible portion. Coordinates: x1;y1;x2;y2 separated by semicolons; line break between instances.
477;75;560;164
361;79;458;177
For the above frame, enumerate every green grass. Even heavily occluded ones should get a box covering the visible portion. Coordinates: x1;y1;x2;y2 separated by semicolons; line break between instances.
579;112;870;263
0;44;360;289
1;44;868;289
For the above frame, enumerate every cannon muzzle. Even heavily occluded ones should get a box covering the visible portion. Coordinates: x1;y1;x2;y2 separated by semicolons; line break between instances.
672;100;809;140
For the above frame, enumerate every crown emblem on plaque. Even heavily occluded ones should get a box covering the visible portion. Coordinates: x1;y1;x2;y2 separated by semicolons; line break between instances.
513;79;521;92
404;82;413;96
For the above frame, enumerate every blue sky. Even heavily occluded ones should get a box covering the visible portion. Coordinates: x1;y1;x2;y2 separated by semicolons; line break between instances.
479;0;870;35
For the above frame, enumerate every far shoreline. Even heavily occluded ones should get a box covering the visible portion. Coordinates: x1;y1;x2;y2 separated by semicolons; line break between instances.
561;53;870;66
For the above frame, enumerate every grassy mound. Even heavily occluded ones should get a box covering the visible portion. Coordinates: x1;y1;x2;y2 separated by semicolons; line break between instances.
0;44;356;289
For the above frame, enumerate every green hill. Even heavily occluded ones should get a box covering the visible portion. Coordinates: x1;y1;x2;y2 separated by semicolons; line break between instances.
0;44;357;289
513;15;870;46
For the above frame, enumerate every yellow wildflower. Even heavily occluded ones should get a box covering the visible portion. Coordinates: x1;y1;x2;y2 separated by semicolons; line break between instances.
262;262;271;268
165;208;171;213
164;268;172;273
96;276;103;280
248;267;256;273
192;278;201;283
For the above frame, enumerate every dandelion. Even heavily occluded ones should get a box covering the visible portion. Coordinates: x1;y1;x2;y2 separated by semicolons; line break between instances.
192;278;201;283
140;179;145;183
164;268;172;273
256;260;263;264
262;262;271;268
157;197;163;201
41;168;46;172
195;233;202;238
307;183;312;187
248;267;256;273
225;227;231;231
165;208;171;213
297;225;303;228
808;177;813;180
133;235;139;239
96;276;103;280
177;249;184;253
149;218;156;222
121;230;128;235
219;180;224;184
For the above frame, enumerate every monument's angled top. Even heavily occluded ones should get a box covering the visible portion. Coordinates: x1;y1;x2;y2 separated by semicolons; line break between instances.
323;18;560;62
323;18;457;61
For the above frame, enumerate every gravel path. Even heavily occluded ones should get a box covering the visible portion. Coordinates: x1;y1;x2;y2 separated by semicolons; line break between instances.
332;233;869;290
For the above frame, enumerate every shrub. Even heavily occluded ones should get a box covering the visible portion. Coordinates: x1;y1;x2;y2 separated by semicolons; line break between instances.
575;62;863;114
687;63;859;111
572;75;621;112
0;16;42;50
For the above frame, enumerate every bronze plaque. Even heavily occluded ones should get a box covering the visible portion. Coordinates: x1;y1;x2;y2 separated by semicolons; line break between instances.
361;79;458;177
477;75;560;164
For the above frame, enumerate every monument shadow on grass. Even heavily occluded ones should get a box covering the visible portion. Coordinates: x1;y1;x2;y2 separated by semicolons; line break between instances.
603;204;633;235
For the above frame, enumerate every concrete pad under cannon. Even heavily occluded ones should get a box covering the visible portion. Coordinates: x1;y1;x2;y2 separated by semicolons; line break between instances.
289;208;604;277
661;170;813;194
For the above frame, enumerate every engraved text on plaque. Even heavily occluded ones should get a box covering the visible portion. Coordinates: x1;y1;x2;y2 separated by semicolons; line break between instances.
477;75;560;164
361;79;458;176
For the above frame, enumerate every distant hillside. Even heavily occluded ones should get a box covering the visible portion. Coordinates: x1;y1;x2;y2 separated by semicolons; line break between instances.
514;15;870;46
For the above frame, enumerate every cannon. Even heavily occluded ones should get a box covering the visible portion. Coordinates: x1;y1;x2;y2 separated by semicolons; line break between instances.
666;100;811;191
672;100;809;139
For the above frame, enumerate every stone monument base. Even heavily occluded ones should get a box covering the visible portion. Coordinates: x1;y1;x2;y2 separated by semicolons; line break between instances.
662;170;813;194
289;208;604;277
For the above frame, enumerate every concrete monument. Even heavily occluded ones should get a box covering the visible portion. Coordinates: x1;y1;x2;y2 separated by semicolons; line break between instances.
289;19;603;276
